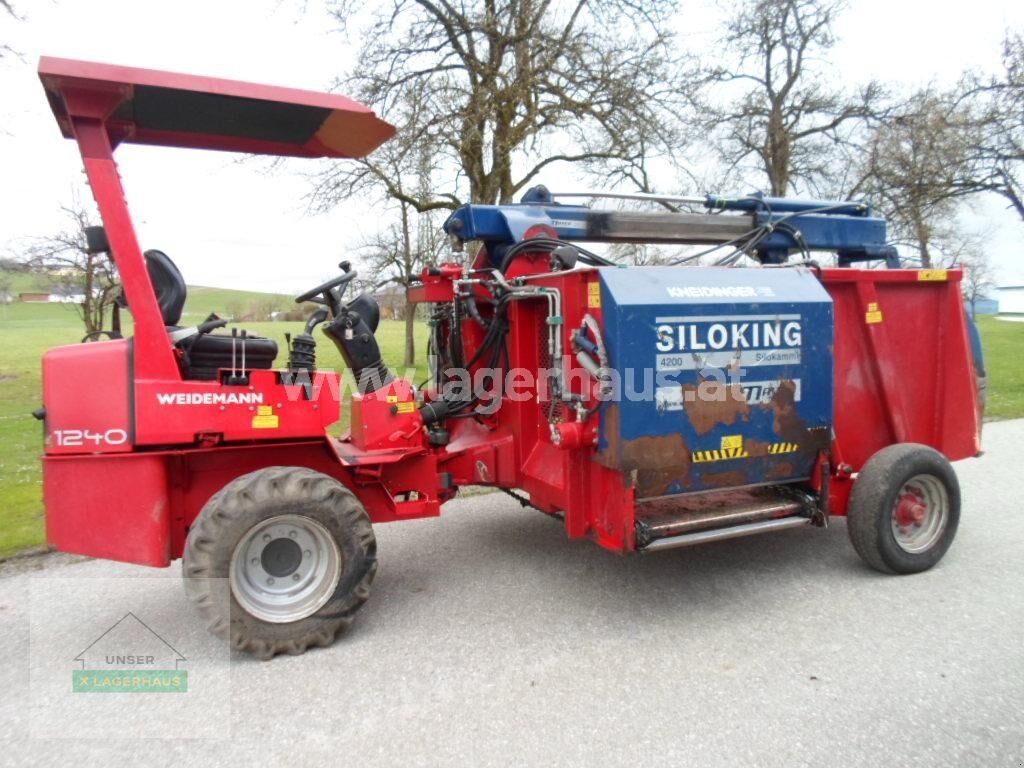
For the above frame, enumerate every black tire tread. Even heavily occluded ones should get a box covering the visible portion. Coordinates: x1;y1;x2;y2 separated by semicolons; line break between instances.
183;466;377;660
847;443;960;575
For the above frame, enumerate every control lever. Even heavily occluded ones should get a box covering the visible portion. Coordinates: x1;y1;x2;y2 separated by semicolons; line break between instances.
225;327;248;386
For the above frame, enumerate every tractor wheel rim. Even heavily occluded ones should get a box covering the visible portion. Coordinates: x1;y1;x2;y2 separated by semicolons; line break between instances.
890;474;949;554
230;514;342;624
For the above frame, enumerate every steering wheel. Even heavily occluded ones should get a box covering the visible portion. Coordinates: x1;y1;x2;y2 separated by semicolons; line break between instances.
295;261;358;315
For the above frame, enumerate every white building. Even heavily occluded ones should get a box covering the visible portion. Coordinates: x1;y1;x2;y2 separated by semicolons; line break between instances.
998;285;1024;315
49;292;86;304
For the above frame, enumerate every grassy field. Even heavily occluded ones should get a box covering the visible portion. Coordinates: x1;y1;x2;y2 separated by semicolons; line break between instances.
175;286;294;322
0;301;1020;559
0;296;426;559
1;270;51;294
975;315;1024;420
3;267;292;306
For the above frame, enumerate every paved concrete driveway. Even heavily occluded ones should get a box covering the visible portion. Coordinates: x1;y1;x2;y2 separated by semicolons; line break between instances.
1;421;1022;767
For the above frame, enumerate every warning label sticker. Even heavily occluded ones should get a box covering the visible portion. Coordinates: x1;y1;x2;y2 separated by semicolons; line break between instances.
251;405;279;429
865;301;883;325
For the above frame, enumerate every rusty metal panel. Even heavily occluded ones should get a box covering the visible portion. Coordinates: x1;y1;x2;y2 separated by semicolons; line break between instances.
595;266;833;498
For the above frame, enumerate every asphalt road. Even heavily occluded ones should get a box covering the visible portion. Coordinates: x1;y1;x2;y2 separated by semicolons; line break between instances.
1;421;1023;766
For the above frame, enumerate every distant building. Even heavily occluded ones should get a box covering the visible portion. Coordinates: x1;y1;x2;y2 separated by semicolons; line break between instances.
371;284;408;320
49;290;86;304
997;285;1024;315
17;290;85;304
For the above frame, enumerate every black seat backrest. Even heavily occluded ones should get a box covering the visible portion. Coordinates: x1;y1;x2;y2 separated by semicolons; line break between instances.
143;249;187;326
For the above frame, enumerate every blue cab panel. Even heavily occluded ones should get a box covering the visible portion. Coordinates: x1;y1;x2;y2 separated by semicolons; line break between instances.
595;266;834;498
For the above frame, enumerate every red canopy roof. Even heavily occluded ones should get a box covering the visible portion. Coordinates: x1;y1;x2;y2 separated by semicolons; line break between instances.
39;56;395;158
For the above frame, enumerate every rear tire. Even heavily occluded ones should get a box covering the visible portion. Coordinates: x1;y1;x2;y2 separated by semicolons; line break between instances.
847;443;960;574
183;467;377;659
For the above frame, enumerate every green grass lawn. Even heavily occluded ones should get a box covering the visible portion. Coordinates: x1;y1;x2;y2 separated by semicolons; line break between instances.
0;296;426;559
1;269;50;294
175;285;294;322
975;315;1024;420
0;300;1020;560
2;267;294;314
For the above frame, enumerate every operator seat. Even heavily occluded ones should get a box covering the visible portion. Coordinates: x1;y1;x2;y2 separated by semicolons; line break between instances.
142;249;278;381
144;249;187;328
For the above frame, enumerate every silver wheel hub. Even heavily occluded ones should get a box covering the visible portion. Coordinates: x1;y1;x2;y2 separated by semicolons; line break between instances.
230;514;342;623
891;474;949;554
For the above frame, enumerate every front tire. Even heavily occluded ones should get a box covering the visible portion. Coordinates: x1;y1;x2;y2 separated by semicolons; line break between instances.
847;444;960;574
183;467;377;659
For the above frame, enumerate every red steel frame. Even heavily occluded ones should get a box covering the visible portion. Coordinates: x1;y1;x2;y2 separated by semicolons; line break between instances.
38;58;981;570
816;267;981;512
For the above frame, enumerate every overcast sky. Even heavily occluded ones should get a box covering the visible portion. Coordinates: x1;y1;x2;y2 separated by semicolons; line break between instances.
2;0;1023;294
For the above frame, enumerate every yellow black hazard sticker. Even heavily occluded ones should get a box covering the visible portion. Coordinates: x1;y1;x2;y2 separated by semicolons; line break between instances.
692;435;748;463
587;282;601;308
251;405;279;429
692;447;747;463
917;269;948;281
692;437;800;463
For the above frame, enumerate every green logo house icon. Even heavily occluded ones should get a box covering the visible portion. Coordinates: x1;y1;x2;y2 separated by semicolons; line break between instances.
72;612;187;693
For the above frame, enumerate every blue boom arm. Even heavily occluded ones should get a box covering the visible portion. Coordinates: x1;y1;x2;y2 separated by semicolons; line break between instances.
443;186;899;268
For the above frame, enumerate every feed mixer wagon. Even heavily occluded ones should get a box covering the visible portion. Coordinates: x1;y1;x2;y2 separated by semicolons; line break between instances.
35;58;984;658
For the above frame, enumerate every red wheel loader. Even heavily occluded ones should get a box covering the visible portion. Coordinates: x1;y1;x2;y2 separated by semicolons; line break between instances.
36;58;984;658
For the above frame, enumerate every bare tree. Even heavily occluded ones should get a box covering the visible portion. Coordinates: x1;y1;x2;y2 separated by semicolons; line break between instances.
701;0;884;196
960;247;997;320
858;33;1024;265
608;242;668;267
312;82;450;211
23;202;121;337
313;0;684;211
1;1;19;61
318;87;447;366
360;202;445;366
963;32;1024;221
861;88;981;268
224;299;246;322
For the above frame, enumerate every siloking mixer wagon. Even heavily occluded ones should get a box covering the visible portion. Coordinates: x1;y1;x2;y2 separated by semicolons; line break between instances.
35;58;983;658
